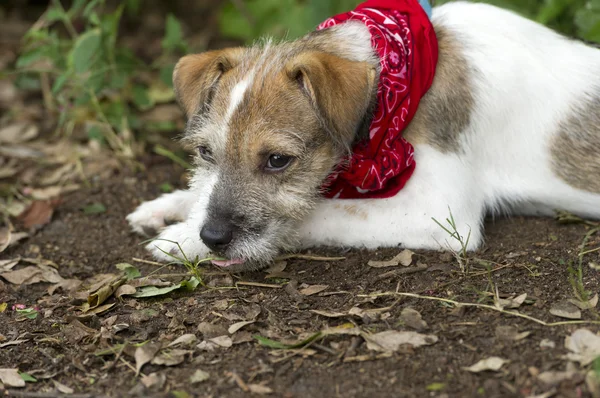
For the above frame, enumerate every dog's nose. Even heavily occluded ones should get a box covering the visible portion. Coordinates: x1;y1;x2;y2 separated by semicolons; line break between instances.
200;224;233;252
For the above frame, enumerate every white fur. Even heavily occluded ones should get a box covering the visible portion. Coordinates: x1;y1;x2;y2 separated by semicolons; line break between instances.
128;2;600;262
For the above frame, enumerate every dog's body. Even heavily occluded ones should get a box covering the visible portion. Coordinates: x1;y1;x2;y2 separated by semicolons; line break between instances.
128;1;600;270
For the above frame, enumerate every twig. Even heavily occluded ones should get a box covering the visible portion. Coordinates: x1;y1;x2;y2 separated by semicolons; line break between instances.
376;264;428;281
236;281;283;289
1;391;103;398
356;291;600;327
226;372;250;392
275;254;346;262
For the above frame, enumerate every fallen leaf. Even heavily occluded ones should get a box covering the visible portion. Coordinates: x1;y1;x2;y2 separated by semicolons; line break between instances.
52;379;74;394
539;339;556;349
0;258;20;272
115;284;136;298
131;283;182;298
568;294;599;310
495;326;531;341
47;279;81;295
17;199;61;230
228;320;254;334
87;275;126;308
0;368;25;387
197;322;228;339
0;228;11;252
538;370;580;387
550;301;582;320
368;249;414;268
82;202;106;215
135;342;162;375
564;329;600;365
190;369;210;384
151;349;190;366
248;384;273;395
497;293;528;309
364;331;438;352
167;334;197;348
209;335;233;348
24;185;79;200
115;263;141;280
299;285;329;296
141;372;166;389
1;264;63;285
0;122;38;144
19;372;36;383
463;357;508;373
310;310;347;318
400;308;428;331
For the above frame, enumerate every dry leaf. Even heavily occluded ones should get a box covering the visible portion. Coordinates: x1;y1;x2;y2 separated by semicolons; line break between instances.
400;308;428;331
464;357;508;373
310;310;347;318
134;342;162;375
495;326;531;341
568;294;599;310
0;368;25;388
141;372;166;389
299;285;329;296
17;199;61;230
564;329;600;366
228;321;254;334
151;349;190;366
167;334;197;348
0;258;20;272
47;279;81;295
364;331;438;352
0;264;63;285
190;369;210;384
87;275;126;308
52;379;74;394
114;284;136;298
497;293;527;309
537;370;580;387
209;335;233;348
550;301;582;320
248;384;273;395
0;122;38;144
197;322;228;339
0;228;11;252
368;249;414;268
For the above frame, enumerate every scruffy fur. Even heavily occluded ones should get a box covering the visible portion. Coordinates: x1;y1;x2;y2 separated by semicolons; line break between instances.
128;2;600;271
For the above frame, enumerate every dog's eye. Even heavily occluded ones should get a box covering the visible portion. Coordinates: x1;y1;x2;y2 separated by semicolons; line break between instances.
265;154;293;172
196;145;213;162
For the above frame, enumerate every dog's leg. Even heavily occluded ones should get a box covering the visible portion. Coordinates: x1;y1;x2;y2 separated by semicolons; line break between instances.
127;189;197;236
298;146;485;252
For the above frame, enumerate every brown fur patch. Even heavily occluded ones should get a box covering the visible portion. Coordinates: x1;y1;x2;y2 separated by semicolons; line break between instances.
402;24;475;153
173;48;245;116
550;94;600;193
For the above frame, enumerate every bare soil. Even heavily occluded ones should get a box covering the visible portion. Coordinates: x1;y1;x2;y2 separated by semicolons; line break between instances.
2;160;600;398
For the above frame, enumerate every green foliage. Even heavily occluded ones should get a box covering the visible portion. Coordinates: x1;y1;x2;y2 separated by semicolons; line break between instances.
15;0;189;155
219;0;600;43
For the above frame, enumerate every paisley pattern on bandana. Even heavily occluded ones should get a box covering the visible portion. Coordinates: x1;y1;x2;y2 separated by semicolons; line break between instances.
318;0;438;199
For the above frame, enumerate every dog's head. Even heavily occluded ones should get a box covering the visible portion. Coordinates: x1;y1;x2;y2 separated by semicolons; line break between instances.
174;23;378;269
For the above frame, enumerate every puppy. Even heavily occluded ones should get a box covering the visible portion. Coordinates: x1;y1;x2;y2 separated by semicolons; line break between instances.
128;0;600;271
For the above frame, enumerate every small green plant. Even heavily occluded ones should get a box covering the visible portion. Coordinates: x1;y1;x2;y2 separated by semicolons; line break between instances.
148;238;224;285
14;0;189;156
569;226;600;305
432;207;472;273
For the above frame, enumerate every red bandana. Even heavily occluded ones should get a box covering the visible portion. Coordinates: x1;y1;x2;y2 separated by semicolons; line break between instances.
317;0;438;199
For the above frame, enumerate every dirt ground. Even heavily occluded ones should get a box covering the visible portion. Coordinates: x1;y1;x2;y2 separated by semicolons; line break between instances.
1;1;600;397
1;160;600;398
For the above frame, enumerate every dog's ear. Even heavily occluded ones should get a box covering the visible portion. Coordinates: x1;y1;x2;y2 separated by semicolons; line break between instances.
173;48;245;117
286;51;377;150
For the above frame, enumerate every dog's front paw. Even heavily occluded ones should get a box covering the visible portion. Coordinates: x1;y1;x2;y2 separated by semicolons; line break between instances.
127;191;193;236
145;222;210;263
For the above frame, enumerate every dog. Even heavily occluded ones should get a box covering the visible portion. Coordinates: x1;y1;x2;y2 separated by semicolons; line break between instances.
127;0;600;271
